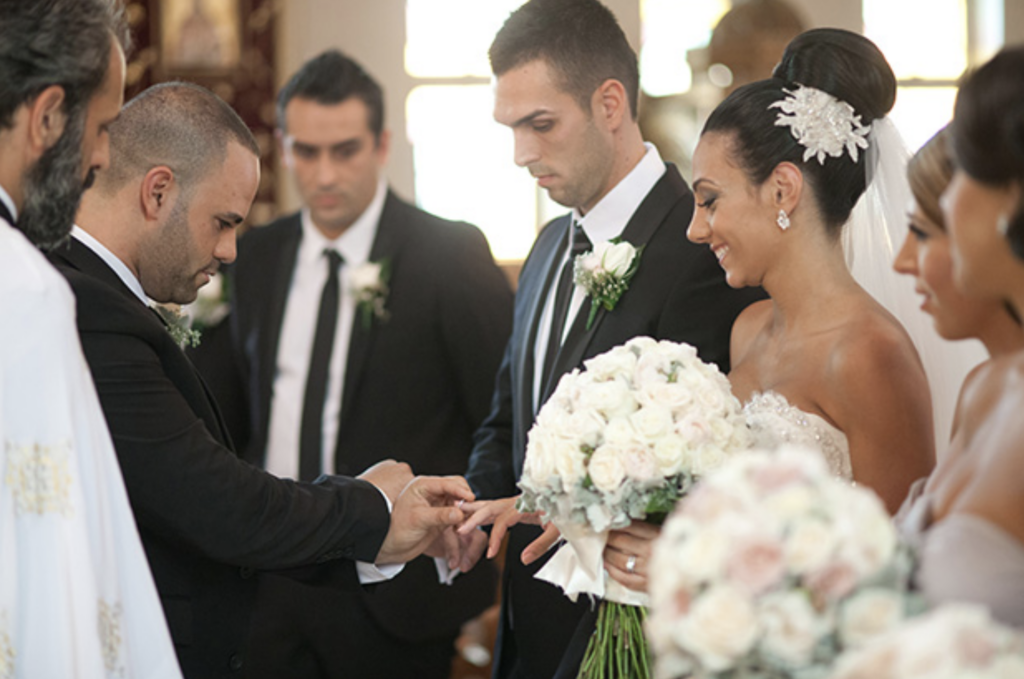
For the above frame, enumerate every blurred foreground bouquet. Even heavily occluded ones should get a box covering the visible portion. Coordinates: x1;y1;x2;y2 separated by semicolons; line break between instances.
647;447;920;679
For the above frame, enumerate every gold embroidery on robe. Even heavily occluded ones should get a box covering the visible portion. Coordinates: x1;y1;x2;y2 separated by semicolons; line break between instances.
98;599;124;674
3;440;73;516
0;616;14;679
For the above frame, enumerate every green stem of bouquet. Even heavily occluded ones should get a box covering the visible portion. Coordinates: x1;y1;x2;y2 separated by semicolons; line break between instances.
577;601;651;679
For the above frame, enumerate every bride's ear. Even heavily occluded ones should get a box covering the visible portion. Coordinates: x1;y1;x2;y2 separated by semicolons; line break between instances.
768;162;803;215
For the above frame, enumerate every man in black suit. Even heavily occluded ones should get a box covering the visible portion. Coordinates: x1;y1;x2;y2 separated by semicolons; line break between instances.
204;51;512;678
50;81;475;679
456;1;767;677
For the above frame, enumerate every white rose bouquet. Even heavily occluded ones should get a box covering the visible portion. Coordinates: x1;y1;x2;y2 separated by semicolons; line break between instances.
518;336;751;678
830;604;1024;679
647;447;920;679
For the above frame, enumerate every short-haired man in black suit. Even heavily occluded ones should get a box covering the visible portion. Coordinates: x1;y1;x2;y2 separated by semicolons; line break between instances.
202;51;513;678
50;81;474;678
456;1;767;677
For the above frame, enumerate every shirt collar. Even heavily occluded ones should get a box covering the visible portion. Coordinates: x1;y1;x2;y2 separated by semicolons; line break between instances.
571;142;665;245
0;183;18;222
298;175;386;267
71;225;150;305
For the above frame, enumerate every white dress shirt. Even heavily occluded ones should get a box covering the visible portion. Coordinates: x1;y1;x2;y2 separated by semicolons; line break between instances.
531;143;666;410
265;176;386;480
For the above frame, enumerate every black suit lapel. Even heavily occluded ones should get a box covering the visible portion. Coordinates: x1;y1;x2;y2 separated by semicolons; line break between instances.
0;199;14;227
541;165;689;404
256;217;301;444
517;216;570;419
337;192;405;439
52;237;235;448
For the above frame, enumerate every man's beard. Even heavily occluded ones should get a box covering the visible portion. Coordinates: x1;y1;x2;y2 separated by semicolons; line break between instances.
18;110;90;250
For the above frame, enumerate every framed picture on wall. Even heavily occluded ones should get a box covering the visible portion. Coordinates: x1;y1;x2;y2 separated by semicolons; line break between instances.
159;0;241;73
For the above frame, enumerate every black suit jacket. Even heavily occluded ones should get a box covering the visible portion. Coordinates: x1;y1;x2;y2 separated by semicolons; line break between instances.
223;191;512;641
464;164;767;678
50;238;392;679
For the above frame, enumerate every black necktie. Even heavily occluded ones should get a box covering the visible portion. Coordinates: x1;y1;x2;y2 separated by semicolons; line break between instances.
0;199;14;226
299;249;344;482
541;222;591;393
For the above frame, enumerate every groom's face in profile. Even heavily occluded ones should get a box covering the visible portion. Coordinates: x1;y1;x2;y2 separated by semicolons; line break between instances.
493;58;615;214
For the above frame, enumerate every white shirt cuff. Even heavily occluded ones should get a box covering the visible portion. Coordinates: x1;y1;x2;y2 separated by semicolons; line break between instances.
356;483;404;583
434;557;462;585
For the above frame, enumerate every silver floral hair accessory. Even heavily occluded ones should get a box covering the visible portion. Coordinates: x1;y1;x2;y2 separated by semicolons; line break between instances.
769;84;871;164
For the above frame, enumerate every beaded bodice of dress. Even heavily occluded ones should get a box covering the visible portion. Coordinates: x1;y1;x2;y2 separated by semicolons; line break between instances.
743;391;853;479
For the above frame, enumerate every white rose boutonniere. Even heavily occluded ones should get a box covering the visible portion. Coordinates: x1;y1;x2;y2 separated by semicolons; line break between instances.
573;238;643;330
152;303;202;349
349;258;391;329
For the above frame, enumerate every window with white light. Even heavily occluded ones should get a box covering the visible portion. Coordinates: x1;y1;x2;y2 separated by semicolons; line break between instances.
864;0;1003;153
404;0;559;263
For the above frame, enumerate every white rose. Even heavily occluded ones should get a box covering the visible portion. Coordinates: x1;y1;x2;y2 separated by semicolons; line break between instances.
583;346;637;381
565;409;606;449
578;379;638;420
600;241;635;274
624;336;657;354
523;431;558;487
758;591;822;667
673;526;729;584
637;381;695;411
675;414;712;446
652;434;689;476
554;443;588;492
630;404;674;442
678;584;760;672
349;262;382;291
763;484;816;523
841;491;897;576
694;380;728;415
577;250;602;274
588;444;627;493
784;516;837;574
621;445;659;483
692;443;729;476
603;417;638;447
535;403;572;438
839;589;906;649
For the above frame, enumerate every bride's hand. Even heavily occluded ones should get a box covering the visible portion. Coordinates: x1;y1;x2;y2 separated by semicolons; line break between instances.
458;495;544;560
604;520;661;592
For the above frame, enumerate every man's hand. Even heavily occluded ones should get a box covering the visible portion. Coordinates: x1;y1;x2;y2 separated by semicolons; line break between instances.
375;475;474;566
603;520;660;592
357;459;414;506
457;495;556;567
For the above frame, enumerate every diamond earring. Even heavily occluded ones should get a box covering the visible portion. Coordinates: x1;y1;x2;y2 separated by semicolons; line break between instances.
777;209;790;231
997;214;1010;237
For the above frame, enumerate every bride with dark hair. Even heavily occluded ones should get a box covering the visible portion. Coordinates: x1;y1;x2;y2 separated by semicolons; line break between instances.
604;28;937;592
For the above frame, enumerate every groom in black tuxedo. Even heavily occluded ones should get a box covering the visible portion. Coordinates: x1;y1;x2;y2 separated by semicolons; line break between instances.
50;81;474;679
200;51;512;678
459;1;767;677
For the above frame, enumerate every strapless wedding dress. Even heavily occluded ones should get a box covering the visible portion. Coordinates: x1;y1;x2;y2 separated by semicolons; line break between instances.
742;391;853;480
898;481;1024;628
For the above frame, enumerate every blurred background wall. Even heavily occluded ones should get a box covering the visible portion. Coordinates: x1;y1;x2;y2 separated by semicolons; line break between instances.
124;0;1023;263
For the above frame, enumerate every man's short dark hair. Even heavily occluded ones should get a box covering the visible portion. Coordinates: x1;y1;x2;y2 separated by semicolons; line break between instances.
489;0;640;119
98;82;260;199
0;0;130;130
276;50;385;140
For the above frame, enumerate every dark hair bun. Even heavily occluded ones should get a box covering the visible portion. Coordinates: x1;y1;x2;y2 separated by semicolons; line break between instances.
772;28;896;123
